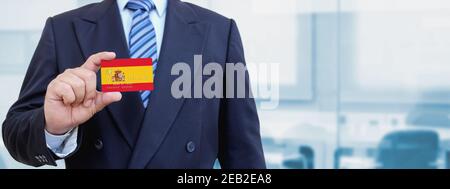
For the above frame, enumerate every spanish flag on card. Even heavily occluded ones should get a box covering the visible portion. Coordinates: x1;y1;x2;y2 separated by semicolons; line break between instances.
101;58;154;92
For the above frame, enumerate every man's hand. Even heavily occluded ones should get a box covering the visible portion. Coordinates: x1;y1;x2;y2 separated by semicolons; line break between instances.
44;52;122;135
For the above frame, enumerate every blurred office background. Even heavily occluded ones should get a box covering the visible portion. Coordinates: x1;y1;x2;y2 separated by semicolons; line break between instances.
1;0;450;169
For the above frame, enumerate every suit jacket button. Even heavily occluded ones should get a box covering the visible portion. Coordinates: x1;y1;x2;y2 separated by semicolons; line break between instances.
186;141;195;153
95;139;103;150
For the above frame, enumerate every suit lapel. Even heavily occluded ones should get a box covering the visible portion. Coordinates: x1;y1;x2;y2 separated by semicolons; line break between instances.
73;0;145;149
128;0;210;168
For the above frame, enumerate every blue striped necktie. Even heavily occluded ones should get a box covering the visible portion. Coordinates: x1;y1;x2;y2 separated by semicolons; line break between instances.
126;0;158;108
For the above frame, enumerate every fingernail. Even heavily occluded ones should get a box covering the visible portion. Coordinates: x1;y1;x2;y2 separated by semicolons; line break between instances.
84;99;93;107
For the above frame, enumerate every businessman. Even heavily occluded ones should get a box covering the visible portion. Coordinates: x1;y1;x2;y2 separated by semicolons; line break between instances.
2;0;265;169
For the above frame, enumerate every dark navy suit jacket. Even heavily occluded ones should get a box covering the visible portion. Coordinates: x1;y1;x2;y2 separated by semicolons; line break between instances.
2;0;265;169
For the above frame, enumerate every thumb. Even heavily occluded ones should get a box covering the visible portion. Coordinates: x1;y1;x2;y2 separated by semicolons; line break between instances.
94;91;122;112
82;52;116;72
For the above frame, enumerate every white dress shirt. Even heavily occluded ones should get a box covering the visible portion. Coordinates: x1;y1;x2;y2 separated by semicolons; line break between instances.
45;0;167;158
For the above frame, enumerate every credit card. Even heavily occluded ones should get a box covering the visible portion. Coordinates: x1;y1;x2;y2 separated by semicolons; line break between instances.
100;58;154;92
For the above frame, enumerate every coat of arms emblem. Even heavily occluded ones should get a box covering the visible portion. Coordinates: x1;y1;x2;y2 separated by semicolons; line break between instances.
112;70;125;82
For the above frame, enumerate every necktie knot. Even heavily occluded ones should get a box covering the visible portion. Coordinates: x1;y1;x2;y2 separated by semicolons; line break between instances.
126;0;155;12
